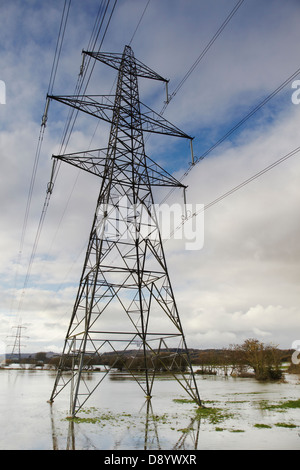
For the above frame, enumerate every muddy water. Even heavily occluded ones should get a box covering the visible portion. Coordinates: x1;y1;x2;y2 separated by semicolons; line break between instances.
0;368;299;450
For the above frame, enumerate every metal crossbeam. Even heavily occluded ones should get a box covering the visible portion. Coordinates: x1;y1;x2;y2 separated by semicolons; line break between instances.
48;94;192;139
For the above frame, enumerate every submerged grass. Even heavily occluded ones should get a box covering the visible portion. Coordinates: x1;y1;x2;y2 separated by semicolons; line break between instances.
195;405;235;424
259;398;300;412
66;397;299;439
254;422;297;429
254;398;300;431
66;408;133;426
66;407;175;430
254;423;272;429
173;398;235;425
275;422;297;428
173;394;300;435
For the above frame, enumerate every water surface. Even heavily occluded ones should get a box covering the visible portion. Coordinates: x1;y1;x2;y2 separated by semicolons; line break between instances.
0;368;299;450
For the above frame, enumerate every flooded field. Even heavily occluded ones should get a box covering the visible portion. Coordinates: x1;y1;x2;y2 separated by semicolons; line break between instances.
0;367;299;450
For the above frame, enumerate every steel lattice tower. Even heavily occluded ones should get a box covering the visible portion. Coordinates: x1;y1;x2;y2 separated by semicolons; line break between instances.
48;46;201;416
7;324;28;365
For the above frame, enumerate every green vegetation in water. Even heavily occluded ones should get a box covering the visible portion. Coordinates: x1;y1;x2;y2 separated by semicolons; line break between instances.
214;425;246;433
254;422;297;429
65;397;299;436
254;399;299;430
149;413;169;424
177;427;191;434
259;398;300;412
275;422;297;428
196;405;235;424
173;398;236;425
254;423;272;429
254;423;297;429
173;398;196;404
66;408;133;426
66;407;173;428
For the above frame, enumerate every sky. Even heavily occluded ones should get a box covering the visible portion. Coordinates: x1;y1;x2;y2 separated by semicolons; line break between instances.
0;0;299;354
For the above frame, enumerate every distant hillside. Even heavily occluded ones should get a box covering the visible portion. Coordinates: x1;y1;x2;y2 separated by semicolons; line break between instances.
2;351;58;362
1;348;294;364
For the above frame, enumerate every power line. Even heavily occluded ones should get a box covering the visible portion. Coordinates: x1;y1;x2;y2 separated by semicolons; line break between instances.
41;0;119;247
203;146;300;211
48;0;244;236
155;0;246;204
158;62;300;208
15;1;118;317
20;0;71;260
46;0;117;204
56;0;118;157
129;0;151;46
198;67;300;161
161;0;245;112
169;145;300;240
11;0;72;321
155;0;299;211
47;0;71;97
16;183;53;313
25;0;154;323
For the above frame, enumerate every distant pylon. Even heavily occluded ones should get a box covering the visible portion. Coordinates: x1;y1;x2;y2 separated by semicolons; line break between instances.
7;324;28;365
48;45;201;416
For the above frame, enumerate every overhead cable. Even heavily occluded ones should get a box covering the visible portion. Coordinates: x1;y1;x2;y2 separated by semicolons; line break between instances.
161;0;245;113
169;145;300;240
47;0;116;196
12;0;72;318
129;0;151;46
19;0;119;299
159;62;300;208
156;0;246;204
47;0;72;97
15;0;119;315
198;67;300;161
18;0;71;261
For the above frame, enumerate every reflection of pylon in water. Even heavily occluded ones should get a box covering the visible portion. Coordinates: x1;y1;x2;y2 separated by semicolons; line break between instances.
48;45;201;416
173;413;201;450
52;399;199;450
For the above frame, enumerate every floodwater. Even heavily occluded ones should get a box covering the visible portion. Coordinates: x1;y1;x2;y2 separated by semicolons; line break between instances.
0;367;299;450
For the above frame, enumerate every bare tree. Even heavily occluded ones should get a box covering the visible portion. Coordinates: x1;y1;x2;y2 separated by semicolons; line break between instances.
232;338;283;380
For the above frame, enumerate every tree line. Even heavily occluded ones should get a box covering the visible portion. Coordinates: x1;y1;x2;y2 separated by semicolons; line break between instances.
192;338;292;381
7;338;298;381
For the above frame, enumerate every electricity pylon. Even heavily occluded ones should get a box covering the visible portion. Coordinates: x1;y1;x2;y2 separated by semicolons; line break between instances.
7;324;28;365
48;45;201;416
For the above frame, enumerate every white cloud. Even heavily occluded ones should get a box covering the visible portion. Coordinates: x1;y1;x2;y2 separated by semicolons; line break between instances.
163;103;300;349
